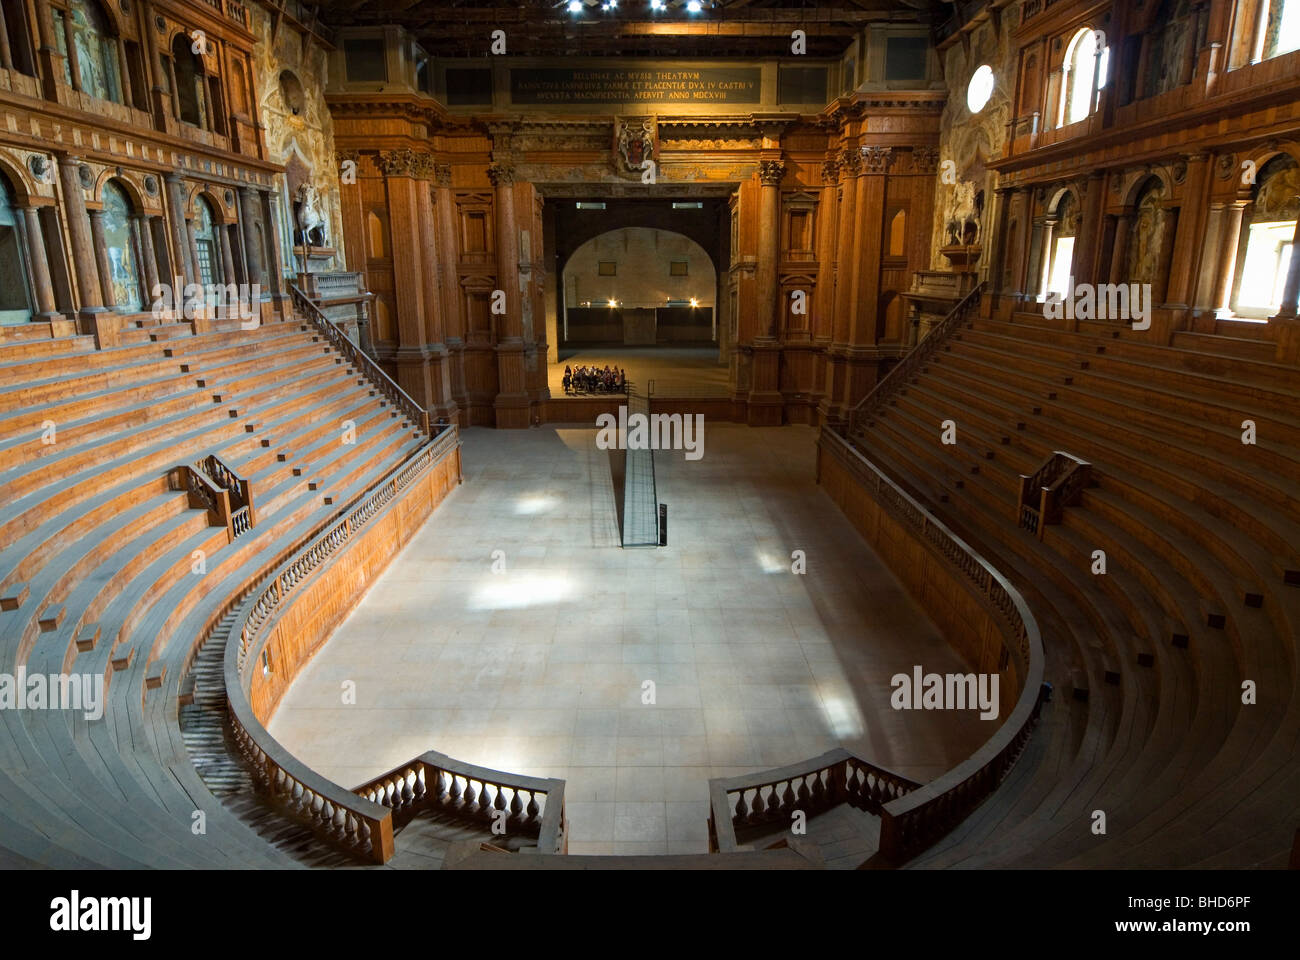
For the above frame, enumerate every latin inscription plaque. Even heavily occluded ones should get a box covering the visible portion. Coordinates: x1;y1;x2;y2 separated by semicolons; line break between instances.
511;67;762;104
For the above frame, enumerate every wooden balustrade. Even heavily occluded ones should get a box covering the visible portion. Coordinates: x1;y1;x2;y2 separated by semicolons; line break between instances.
354;751;567;853
708;749;920;852
811;428;1046;864
848;282;984;437
1017;451;1093;539
289;282;430;437
196;453;255;531
220;425;551;864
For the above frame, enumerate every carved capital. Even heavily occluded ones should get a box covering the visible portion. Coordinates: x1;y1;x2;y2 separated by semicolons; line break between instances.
860;145;893;174
435;163;453;187
758;158;786;186
821;157;839;184
912;146;941;175
377;148;419;177
838;148;862;176
410;152;436;180
334;149;360;165
488;162;516;186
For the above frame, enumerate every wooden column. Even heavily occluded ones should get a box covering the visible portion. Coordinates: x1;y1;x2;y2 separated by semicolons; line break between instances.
434;164;465;421
1074;170;1106;287
87;209;117;309
756;157;784;340
34;0;64;99
1162;154;1210;310
415;158;452;417
57;156;105;324
1109;212;1133;283
1212;202;1247;315
219;221;237;287
0;2;13;72
133;215;160;305
20;206;60;320
820;147;860;425
489;161;529;427
851;146;889;347
379;149;433;410
812;155;838;343
261;189;287;308
237;185;265;289
165;173;195;286
748;156;786;425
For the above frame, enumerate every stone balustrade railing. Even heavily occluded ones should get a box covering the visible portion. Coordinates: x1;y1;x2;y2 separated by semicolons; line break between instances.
708;749;920;853
289;282;429;437
355;751;567;854
847;281;984;437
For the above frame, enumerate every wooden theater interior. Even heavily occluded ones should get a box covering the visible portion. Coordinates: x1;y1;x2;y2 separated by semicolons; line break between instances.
0;0;1297;869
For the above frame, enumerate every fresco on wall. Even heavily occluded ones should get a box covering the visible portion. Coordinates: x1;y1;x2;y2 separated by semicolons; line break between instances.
1127;177;1168;284
931;10;1017;270
250;6;345;271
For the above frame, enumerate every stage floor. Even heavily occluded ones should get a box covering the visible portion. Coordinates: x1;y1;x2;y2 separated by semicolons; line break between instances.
268;425;991;855
548;345;730;397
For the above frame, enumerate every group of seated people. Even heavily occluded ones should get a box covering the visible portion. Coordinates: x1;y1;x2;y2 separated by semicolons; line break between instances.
563;364;628;395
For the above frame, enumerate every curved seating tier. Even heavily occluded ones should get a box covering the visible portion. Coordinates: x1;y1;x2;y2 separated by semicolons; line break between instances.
845;312;1299;868
0;314;436;868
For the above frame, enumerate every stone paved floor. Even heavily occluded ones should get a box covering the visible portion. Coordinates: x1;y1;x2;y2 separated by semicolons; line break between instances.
269;425;992;855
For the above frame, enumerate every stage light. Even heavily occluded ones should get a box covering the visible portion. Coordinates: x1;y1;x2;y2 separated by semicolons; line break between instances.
686;0;702;12
568;0;582;13
689;298;699;308
608;298;618;307
649;0;665;9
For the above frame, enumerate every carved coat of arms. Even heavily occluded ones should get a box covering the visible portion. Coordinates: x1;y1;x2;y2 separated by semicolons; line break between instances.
614;116;657;178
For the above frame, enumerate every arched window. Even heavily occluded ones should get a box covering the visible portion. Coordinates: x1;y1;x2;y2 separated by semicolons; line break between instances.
1232;154;1299;318
1059;28;1109;126
0;173;34;325
50;0;124;103
1246;0;1300;62
1042;191;1079;301
192;196;223;286
172;33;207;127
1;0;38;76
101;180;142;311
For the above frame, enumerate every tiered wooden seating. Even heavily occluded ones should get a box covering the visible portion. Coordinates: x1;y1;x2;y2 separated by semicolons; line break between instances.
0;314;427;867
848;313;1300;868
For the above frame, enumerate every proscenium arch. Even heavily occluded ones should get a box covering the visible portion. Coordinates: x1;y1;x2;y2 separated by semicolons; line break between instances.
559;227;719;285
559;226;719;347
550;195;728;276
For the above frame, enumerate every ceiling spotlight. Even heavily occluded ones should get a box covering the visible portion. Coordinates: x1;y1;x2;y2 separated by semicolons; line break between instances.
649;0;665;9
686;0;702;12
567;0;582;12
608;299;618;308
689;298;699;308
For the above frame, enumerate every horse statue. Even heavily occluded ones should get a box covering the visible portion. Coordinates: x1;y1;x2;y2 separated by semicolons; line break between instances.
944;179;980;247
296;183;326;248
